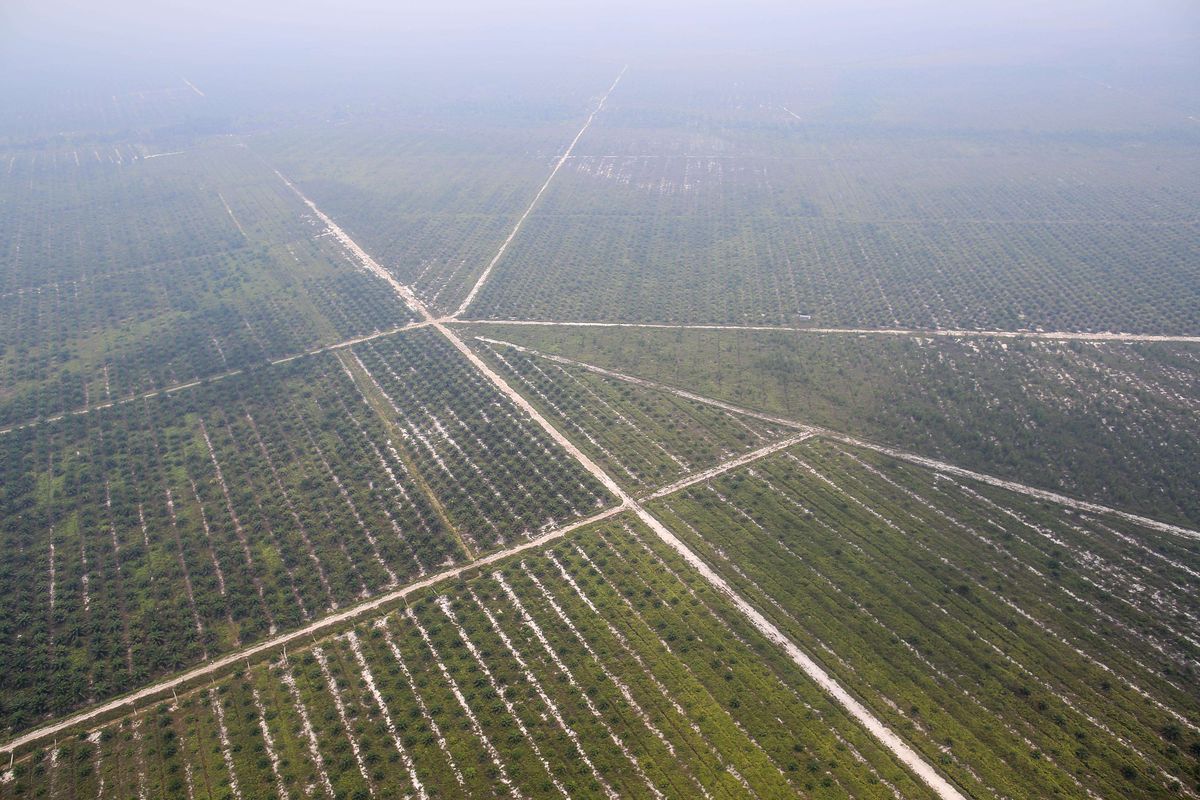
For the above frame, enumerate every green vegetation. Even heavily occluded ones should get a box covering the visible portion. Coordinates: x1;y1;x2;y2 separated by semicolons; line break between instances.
257;110;594;316
471;335;793;492
0;352;465;735
348;329;614;549
470;324;1200;526
0;144;416;428
0;324;623;738
0;519;937;799
466;133;1199;333
2;41;1197;800
649;438;1199;798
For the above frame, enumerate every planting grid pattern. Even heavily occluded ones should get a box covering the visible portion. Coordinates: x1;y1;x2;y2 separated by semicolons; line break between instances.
347;329;614;550
475;337;794;492
1;63;1197;800
649;438;1199;799
0;145;417;429
0;354;464;733
465;323;1200;528
465;73;1200;335
0;517;941;800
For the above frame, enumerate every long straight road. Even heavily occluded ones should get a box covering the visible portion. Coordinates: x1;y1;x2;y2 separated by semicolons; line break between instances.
0;504;626;756
456;317;1200;344
454;67;627;317
478;335;1200;542
281;179;972;800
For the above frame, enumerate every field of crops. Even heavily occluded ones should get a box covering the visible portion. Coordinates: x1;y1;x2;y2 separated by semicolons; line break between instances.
0;517;940;800
346;329;614;550
648;437;1199;798
460;69;1200;333
254;72;614;318
471;335;794;492
0;144;417;428
0;72;215;147
467;323;1200;527
3;38;1198;800
0;318;629;737
0;350;464;736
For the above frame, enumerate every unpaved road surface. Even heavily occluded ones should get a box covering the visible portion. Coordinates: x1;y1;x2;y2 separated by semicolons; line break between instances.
821;432;1200;541
457;318;1200;344
481;337;1200;541
272;188;973;800
630;503;969;800
642;431;816;500
6;158;998;800
474;336;808;430
453;67;626;317
0;504;627;755
0;323;429;437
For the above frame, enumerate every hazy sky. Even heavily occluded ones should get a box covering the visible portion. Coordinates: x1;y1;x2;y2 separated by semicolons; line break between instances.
5;0;1197;67
2;0;1196;137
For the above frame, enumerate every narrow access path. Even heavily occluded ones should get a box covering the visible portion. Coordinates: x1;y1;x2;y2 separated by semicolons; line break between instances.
820;432;1200;542
334;349;475;561
217;192;246;237
473;336;806;430
452;66;627;317
0;408;822;757
448;331;968;799
275;183;972;800
481;336;1200;542
641;431;817;500
0;322;430;436
630;504;968;800
456;318;1200;344
0;504;628;756
277;170;431;316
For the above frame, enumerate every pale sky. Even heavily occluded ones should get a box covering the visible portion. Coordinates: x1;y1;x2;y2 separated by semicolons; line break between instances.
1;0;1196;130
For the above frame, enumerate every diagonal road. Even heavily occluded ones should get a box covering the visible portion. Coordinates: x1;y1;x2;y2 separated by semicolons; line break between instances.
640;430;817;500
456;317;1200;344
478;335;1200;542
16;68;1137;799
453;66;627;318
281;176;971;800
0;504;627;756
0;322;431;436
11;116;1185;795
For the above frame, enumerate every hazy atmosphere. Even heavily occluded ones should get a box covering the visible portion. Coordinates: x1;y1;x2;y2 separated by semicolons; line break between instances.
1;2;1197;798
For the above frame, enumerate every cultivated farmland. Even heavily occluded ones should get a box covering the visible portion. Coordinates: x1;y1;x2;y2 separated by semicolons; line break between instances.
0;352;464;735
648;438;1199;798
254;69;620;317
467;324;1200;527
461;64;1200;333
346;329;615;549
0;144;416;429
472;334;795;492
2;20;1198;800
0;519;939;800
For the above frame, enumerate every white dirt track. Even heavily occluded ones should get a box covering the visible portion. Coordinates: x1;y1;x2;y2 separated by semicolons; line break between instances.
457;318;1200;344
28;114;1198;800
454;67;627;317
113;172;975;799
0;504;627;756
479;337;1200;542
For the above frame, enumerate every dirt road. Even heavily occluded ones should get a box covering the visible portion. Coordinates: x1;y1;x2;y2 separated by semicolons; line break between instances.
481;336;1200;541
276;187;972;799
0;504;627;755
642;431;816;500
453;67;627;317
457;318;1200;344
